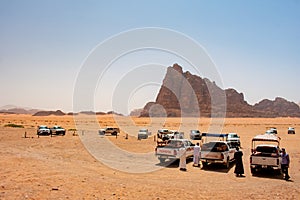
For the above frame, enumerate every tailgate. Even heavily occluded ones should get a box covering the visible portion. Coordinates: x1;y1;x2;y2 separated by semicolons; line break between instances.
251;156;279;166
201;151;223;160
157;148;177;156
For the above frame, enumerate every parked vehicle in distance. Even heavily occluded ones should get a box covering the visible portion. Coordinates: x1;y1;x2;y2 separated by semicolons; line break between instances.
270;127;277;134
37;125;51;136
200;133;236;169
138;128;151;140
170;131;184;139
50;126;66;135
190;130;201;140
99;127;120;136
227;133;241;147
265;127;277;134
98;128;106;135
250;134;281;174
155;139;194;163
288;127;295;134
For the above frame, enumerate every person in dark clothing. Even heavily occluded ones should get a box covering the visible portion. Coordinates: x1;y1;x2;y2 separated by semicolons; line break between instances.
281;148;290;180
234;147;244;177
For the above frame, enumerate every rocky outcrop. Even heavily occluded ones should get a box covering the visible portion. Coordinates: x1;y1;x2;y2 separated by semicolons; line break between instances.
254;97;300;117
129;108;143;116
33;110;66;116
140;64;300;118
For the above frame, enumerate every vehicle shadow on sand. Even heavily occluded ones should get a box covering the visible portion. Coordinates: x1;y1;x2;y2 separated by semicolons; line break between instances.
155;158;194;168
251;170;285;180
200;162;235;173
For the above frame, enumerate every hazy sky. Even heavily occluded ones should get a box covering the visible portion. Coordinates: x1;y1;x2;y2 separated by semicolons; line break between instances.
1;0;299;114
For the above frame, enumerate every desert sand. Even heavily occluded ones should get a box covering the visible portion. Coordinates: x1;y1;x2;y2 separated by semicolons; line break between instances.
1;114;300;199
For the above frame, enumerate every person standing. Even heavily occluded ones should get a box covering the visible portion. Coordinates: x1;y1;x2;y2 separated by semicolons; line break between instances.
193;143;201;167
179;144;187;171
234;147;244;177
281;148;290;180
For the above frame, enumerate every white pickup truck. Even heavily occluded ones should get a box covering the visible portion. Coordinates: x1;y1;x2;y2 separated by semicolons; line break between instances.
155;139;194;163
200;133;236;168
201;140;236;169
50;126;66;136
250;134;282;174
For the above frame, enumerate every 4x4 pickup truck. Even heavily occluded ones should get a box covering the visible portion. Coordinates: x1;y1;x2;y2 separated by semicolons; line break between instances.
155;139;194;163
99;127;120;136
50;126;66;135
200;133;236;169
190;130;201;140
138;129;151;140
250;134;281;174
227;133;241;147
37;125;51;136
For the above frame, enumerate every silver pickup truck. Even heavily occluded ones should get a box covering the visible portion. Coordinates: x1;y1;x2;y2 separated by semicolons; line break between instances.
50;126;66;136
250;134;281;174
155;139;194;163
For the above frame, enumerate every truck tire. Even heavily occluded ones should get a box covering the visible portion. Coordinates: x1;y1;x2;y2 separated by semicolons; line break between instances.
225;157;230;169
159;158;166;163
275;169;282;175
251;168;256;174
202;161;208;168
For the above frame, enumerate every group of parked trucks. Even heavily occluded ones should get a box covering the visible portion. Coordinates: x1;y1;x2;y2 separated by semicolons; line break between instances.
155;127;294;175
37;125;66;136
93;125;294;175
155;130;240;169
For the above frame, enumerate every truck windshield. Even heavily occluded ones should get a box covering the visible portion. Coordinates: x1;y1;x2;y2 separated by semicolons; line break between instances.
228;134;238;138
256;146;278;154
202;142;228;152
165;140;183;148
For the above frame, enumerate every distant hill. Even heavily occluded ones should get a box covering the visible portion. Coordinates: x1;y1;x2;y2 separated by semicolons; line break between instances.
0;105;41;115
33;110;66;116
140;64;300;118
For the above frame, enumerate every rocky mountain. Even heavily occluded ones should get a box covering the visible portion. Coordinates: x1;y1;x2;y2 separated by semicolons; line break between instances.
140;64;300;118
253;97;300;117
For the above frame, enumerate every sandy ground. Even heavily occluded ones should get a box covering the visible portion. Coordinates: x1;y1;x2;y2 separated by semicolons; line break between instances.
1;114;300;199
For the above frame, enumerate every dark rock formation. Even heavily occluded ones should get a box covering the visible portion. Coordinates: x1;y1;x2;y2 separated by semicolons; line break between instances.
129;108;143;116
254;97;300;117
33;110;65;116
140;64;300;118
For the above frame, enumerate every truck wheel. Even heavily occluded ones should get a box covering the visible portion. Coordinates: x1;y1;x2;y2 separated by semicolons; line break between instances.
275;169;282;175
202;161;208;168
225;158;230;169
159;158;166;163
250;168;256;174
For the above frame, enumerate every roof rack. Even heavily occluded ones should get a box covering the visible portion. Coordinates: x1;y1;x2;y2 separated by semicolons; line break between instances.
201;133;228;137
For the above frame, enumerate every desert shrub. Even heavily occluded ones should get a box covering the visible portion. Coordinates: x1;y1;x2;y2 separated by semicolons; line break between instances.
68;128;77;131
4;123;24;128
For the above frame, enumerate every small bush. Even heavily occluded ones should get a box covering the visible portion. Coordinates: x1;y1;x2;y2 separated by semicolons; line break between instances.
4;123;24;128
68;128;77;131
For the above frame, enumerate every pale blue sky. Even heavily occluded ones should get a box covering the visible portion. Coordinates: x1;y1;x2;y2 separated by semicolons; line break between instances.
0;0;299;113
